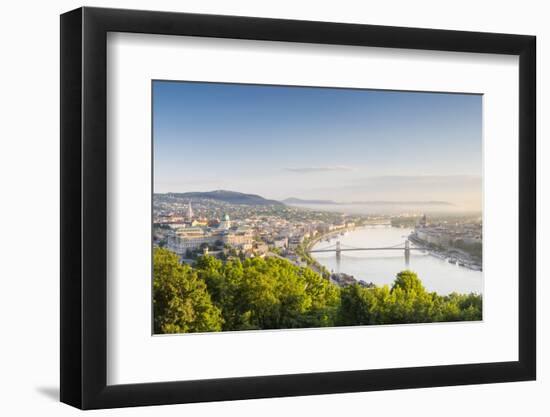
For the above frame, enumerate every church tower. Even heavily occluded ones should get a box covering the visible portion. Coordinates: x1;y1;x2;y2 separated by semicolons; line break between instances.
187;200;194;219
419;214;427;228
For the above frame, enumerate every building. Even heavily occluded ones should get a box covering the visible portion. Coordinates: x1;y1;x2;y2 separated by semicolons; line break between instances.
419;214;427;228
288;235;304;249
415;228;452;246
166;224;253;254
272;237;288;249
254;243;269;255
190;218;208;227
167;233;219;253
225;231;254;250
219;213;231;230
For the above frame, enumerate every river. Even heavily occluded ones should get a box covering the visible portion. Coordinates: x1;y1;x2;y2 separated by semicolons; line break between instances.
311;226;482;295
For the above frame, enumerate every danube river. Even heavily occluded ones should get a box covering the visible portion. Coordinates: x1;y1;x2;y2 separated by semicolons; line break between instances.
311;226;482;295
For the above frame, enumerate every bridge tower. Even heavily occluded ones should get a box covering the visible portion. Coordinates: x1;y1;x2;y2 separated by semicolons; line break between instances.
404;240;410;266
335;241;341;259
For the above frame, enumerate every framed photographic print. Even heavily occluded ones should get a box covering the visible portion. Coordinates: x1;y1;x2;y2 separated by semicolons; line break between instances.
60;7;536;409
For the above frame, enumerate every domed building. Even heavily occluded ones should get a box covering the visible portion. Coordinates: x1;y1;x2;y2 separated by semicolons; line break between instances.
219;214;231;230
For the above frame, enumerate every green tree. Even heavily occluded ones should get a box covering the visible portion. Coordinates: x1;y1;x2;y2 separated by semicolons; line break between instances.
392;270;426;293
337;284;393;325
196;255;340;331
388;270;435;323
337;270;482;325
153;248;223;334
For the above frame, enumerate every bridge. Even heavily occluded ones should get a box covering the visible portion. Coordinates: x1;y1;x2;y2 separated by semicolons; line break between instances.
309;240;426;263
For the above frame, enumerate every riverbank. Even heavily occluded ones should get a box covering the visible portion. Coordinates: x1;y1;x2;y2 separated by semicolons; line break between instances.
303;225;373;287
304;225;359;252
287;225;362;285
409;233;482;271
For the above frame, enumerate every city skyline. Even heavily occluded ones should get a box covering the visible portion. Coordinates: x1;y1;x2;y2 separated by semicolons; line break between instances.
153;81;482;211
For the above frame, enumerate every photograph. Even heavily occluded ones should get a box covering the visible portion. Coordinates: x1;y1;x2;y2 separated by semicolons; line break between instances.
152;80;483;334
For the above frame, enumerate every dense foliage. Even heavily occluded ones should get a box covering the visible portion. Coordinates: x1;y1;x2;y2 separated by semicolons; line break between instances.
153;248;482;334
153;249;223;333
337;270;482;325
194;253;340;330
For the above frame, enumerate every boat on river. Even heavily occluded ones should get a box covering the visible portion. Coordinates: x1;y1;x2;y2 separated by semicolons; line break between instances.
430;252;447;260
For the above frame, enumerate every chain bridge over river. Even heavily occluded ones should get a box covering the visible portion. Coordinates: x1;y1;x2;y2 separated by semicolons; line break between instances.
309;240;426;262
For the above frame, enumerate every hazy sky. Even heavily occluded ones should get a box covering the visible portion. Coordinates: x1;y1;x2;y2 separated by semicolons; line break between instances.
153;81;482;210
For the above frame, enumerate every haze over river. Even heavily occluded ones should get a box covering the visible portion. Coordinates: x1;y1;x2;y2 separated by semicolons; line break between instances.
311;226;483;295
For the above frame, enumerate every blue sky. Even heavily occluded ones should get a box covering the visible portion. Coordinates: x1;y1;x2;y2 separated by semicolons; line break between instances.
153;81;482;209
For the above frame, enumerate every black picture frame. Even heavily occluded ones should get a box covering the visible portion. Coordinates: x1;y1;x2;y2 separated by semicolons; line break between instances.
60;6;536;410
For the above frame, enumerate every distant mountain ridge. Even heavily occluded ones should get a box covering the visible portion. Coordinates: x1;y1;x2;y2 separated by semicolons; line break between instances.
159;192;453;207
284;197;453;206
166;190;284;206
283;197;336;205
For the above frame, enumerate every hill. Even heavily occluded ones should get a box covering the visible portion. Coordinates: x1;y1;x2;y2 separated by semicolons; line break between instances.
167;190;284;206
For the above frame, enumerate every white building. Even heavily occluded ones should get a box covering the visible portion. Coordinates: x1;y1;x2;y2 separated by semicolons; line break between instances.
219;213;231;230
